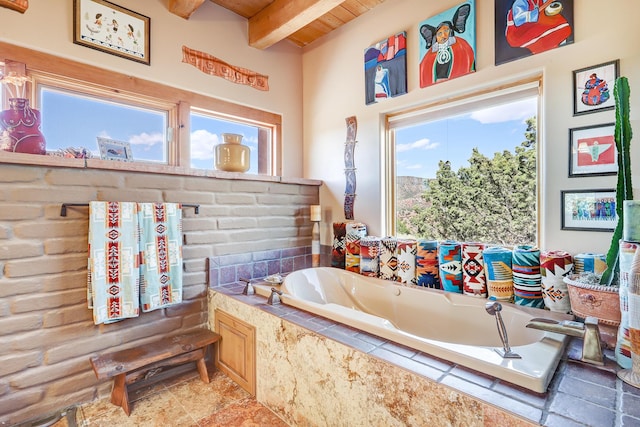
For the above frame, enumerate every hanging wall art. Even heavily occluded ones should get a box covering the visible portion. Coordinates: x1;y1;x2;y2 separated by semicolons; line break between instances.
495;0;574;66
344;116;357;220
418;0;476;88
364;31;407;105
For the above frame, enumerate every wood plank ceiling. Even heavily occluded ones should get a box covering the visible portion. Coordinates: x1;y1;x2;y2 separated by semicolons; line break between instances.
169;0;387;49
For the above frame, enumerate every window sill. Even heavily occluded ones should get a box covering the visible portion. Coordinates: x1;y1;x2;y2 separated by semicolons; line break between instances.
0;151;322;187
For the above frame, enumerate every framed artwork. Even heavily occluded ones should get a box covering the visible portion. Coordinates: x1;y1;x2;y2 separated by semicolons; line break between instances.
561;189;617;231
97;137;132;161
364;31;407;105
495;0;574;66
418;0;476;88
73;0;150;65
569;123;616;177
573;60;619;116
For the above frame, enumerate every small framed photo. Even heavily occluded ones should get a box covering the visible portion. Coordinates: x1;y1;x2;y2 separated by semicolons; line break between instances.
573;60;618;116
73;0;150;65
569;123;616;177
97;137;132;161
561;189;617;231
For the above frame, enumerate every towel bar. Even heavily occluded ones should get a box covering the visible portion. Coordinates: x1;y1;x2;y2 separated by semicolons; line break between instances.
59;202;200;216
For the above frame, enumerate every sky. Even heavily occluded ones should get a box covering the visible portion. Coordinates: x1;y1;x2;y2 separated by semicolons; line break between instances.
395;96;537;179
38;88;259;173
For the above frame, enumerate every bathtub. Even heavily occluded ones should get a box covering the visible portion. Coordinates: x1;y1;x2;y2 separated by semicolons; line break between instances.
258;267;572;393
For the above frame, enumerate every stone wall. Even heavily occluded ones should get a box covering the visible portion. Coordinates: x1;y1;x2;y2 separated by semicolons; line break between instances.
0;162;319;426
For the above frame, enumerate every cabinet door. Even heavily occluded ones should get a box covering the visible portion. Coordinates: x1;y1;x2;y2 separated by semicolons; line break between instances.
214;309;256;395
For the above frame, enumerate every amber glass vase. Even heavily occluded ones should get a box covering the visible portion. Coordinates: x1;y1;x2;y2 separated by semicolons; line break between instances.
0;98;46;154
215;133;249;172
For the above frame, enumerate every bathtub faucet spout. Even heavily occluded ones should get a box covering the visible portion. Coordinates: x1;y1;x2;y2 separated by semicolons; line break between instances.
526;316;603;366
485;301;521;359
267;288;283;305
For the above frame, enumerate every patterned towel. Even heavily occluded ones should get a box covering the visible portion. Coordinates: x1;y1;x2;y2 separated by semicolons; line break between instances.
88;202;140;325
345;222;367;273
540;250;572;313
617;241;640;369
379;237;398;281
416;239;440;288
573;253;607;275
331;222;347;269
438;240;462;293
396;239;417;285
483;246;513;302
138;203;183;312
512;245;544;308
462;242;486;297
359;236;381;277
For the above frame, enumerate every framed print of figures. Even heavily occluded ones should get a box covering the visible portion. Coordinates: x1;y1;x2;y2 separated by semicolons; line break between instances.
573;60;619;116
495;0;574;66
364;32;407;105
73;0;150;65
561;189;616;232
569;123;616;177
418;0;476;88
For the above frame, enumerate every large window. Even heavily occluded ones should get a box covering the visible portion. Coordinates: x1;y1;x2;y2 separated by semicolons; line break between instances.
386;81;540;246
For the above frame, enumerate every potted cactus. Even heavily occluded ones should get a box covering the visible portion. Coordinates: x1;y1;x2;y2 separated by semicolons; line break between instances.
564;76;633;329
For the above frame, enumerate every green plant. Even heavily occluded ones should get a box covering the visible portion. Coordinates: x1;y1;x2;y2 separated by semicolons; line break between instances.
600;76;633;286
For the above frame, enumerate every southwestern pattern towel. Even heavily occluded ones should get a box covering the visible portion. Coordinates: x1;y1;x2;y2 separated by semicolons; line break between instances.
88;202;140;325
438;240;462;293
396;239;417;285
462;242;486;297
483;246;514;302
540;250;573;313
512;245;544;308
345;222;367;273
359;236;381;277
573;253;607;275
379;237;398;281
416;239;440;288
138;203;183;312
617;241;640;369
331;222;347;269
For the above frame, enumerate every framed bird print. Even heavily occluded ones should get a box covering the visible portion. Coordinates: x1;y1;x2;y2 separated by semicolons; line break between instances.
569;123;616;177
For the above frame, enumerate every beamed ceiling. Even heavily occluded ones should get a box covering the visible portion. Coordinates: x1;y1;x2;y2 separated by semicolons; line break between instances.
169;0;387;49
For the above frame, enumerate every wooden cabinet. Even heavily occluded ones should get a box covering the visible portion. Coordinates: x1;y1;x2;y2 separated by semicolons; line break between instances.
214;309;256;395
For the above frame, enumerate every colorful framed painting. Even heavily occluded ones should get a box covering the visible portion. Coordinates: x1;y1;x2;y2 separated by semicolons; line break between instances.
569;123;616;177
573;60;619;116
418;0;476;88
97;137;132;161
73;0;150;65
561;189;617;232
495;0;574;66
364;32;407;105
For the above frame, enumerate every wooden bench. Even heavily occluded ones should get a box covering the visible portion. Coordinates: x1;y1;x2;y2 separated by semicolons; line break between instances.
89;329;221;416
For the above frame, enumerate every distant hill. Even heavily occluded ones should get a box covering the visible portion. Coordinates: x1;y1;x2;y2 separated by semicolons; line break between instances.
396;176;428;209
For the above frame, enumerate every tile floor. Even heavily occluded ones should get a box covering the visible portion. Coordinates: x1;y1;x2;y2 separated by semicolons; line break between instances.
53;369;288;427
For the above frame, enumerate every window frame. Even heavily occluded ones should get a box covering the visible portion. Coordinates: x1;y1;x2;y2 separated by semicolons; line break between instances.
383;76;542;242
0;41;282;176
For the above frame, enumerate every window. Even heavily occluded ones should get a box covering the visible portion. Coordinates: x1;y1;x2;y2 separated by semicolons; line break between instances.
386;80;540;246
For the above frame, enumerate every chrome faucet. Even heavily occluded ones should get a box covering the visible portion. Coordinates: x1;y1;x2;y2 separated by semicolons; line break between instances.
526;316;604;365
267;287;283;305
485;301;521;359
240;278;254;295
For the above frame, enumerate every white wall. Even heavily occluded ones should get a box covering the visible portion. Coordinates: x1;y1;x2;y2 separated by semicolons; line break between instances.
0;0;304;177
302;0;640;255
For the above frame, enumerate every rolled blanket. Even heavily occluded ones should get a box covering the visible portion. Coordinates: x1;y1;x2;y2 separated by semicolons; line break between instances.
396;239;417;285
540;250;572;313
512;245;544;309
360;236;381;277
345;222;367;273
462;242;486;297
416;239;440;289
573;253;607;275
624;201;640;242
483;246;513;302
438;240;462;293
617;241;640;368
379;236;398;281
331;222;347;269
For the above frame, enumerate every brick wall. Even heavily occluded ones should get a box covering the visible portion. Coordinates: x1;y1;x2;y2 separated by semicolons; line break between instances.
0;163;319;425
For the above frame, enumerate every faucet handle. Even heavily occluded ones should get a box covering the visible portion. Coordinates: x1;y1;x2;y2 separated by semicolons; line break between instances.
240;278;255;295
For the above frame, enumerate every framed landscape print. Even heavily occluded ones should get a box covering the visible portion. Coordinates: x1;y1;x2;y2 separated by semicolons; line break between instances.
561;189;617;231
73;0;150;65
569;123;616;177
573;60;618;116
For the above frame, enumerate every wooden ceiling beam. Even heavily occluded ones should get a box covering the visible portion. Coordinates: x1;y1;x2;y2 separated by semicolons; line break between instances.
248;0;345;49
169;0;206;19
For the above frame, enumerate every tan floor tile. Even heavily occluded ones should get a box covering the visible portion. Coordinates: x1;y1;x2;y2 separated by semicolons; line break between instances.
168;371;251;420
197;397;288;427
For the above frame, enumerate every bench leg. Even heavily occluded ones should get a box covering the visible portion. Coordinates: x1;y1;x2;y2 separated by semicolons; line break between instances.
110;373;131;416
196;354;210;384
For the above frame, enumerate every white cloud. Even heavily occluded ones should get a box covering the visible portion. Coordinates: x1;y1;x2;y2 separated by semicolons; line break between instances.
397;138;439;153
128;132;164;149
191;129;218;160
406;164;423;170
470;98;537;124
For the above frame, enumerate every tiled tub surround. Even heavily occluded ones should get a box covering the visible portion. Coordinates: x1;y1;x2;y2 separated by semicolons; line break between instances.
209;281;640;427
